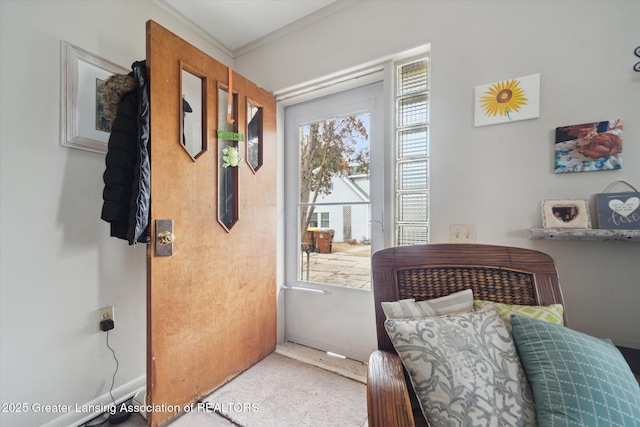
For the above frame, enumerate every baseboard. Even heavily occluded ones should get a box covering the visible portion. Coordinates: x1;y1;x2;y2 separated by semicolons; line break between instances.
41;375;145;427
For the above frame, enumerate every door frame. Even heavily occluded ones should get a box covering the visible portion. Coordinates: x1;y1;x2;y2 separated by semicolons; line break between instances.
281;80;388;362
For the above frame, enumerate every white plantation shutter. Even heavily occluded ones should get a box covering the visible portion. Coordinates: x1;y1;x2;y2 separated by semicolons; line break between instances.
395;59;430;245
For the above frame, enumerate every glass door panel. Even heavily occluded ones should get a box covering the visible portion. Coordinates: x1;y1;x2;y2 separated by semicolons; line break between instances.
284;82;383;362
297;113;371;289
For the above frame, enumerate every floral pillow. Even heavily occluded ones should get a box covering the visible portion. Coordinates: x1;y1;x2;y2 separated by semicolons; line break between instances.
385;304;537;426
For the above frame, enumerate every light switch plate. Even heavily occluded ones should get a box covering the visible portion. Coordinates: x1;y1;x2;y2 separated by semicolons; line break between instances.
449;224;476;243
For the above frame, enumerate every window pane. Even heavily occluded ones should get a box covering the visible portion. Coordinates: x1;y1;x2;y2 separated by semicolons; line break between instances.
321;212;330;228
397;225;428;246
398;127;428;159
398;94;428;128
298;113;370;205
397;193;428;222
298;204;371;290
297;111;372;289
398;60;429;95
397;160;428;191
309;213;318;228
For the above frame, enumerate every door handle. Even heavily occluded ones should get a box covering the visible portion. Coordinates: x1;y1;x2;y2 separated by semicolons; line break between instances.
155;219;174;257
157;231;175;245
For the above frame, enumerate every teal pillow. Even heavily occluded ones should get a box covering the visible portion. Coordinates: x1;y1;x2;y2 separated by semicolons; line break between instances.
511;315;640;426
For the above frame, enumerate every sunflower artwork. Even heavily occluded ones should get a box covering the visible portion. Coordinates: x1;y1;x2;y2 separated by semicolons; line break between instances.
474;74;540;127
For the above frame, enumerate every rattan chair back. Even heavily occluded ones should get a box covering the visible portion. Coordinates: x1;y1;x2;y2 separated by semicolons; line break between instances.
372;244;566;352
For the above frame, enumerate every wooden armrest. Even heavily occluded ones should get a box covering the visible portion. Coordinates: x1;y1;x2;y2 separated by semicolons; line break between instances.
367;350;415;427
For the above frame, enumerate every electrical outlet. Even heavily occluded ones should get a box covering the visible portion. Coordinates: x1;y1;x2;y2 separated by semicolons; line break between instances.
96;306;114;332
449;224;476;243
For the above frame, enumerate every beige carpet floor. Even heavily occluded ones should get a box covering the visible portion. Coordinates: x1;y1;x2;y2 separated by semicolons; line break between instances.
202;352;367;427
111;344;368;427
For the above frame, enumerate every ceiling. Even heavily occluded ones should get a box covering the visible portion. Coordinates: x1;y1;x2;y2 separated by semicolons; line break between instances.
161;0;337;52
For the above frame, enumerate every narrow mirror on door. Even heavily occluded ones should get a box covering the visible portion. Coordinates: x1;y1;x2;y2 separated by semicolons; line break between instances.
181;68;205;159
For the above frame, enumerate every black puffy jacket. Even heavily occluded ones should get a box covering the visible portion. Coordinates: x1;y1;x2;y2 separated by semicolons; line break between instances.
100;60;150;245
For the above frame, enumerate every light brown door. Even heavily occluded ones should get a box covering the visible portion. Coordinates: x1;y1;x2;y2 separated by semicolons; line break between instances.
146;21;276;427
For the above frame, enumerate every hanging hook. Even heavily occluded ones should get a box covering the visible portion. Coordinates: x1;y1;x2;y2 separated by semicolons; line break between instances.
634;46;640;72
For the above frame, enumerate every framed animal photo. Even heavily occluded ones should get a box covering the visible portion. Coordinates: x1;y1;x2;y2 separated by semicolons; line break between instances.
554;119;623;173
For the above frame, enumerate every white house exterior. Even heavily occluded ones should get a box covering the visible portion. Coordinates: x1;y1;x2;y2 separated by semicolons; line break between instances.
310;173;370;243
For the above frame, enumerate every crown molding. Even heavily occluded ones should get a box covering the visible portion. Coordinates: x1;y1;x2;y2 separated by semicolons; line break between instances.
233;1;360;58
151;0;235;59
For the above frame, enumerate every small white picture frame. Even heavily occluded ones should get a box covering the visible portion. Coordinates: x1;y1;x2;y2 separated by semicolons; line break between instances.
60;41;128;154
541;199;591;229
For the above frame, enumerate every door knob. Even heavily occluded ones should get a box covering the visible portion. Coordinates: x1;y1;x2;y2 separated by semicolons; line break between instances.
155;219;174;257
157;231;175;245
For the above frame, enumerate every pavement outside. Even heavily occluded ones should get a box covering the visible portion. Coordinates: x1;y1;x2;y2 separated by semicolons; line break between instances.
300;243;372;290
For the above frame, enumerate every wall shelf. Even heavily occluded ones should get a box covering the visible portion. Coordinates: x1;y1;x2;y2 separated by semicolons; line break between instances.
530;228;640;242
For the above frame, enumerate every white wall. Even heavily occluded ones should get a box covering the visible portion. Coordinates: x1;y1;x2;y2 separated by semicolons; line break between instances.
1;2;639;426
235;1;640;349
0;1;231;426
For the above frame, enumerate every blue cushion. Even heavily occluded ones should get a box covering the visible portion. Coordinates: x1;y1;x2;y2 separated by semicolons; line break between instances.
511;315;640;426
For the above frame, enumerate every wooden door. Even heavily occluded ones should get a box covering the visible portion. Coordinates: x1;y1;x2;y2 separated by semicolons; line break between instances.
146;21;276;427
